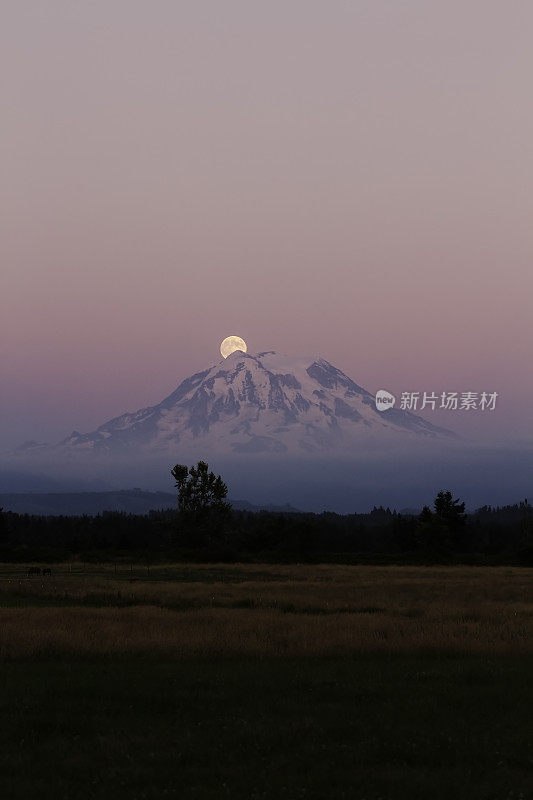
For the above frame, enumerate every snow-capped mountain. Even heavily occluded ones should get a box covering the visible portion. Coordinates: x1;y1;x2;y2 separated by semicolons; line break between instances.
47;350;454;457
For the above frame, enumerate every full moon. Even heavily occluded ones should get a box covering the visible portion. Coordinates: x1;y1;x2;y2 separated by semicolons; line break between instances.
220;335;247;358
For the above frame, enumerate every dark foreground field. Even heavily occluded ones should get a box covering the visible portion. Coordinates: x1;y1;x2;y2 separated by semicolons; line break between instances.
0;564;531;799
2;658;532;800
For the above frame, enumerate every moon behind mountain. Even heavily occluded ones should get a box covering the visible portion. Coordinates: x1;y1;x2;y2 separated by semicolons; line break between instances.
220;335;247;358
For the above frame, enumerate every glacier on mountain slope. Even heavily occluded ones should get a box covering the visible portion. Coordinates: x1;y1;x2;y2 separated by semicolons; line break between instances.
49;350;454;457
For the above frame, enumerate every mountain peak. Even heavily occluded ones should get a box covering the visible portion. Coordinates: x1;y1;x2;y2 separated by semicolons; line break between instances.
20;350;453;458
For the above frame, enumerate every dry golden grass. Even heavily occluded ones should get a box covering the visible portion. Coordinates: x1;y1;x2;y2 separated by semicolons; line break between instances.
0;563;531;659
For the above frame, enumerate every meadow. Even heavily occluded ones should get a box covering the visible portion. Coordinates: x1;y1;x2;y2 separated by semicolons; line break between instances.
0;563;531;799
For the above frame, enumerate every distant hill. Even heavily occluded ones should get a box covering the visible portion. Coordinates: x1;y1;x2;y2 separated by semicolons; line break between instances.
0;469;111;494
0;490;301;516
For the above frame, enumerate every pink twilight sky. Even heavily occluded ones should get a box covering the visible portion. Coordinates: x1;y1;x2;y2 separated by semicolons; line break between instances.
1;0;532;448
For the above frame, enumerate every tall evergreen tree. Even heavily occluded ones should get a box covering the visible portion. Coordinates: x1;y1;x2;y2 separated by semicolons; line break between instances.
433;491;466;527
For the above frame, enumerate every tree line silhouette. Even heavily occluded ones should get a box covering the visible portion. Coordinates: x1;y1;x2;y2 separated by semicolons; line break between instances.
0;459;531;565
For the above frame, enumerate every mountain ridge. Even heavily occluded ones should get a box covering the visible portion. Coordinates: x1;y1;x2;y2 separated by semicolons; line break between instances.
0;490;301;516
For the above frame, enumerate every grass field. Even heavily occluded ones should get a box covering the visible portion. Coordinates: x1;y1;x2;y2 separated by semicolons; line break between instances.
0;563;531;798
